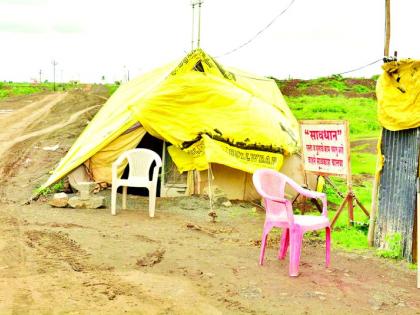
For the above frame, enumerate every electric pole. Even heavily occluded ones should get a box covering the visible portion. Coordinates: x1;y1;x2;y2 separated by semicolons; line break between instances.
52;60;58;91
384;0;391;57
123;65;130;82
191;1;196;50
191;0;204;50
197;0;203;48
39;69;42;84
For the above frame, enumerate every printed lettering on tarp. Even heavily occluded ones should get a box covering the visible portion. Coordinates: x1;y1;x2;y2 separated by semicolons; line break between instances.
300;121;349;177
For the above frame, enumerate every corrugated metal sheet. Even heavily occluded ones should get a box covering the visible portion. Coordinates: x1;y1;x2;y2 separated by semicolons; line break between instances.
375;127;420;261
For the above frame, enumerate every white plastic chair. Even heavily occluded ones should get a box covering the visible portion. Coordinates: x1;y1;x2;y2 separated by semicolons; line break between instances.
111;148;162;217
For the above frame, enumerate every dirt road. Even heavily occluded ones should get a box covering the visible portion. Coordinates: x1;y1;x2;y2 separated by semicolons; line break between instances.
0;91;418;314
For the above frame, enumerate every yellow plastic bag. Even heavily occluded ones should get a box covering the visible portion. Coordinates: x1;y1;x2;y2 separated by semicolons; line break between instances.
377;59;420;131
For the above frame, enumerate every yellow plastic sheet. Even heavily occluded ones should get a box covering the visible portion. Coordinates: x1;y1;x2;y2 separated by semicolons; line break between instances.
130;70;298;173
41;61;176;189
41;49;299;191
84;127;146;183
377;59;420;131
168;135;284;174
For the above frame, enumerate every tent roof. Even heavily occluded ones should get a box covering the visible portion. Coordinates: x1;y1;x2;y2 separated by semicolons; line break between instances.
41;49;299;189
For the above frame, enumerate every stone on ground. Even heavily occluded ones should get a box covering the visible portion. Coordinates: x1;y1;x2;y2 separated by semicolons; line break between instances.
68;196;105;209
48;192;69;208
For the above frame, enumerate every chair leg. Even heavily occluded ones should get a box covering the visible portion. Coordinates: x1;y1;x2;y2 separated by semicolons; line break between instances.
148;186;156;218
325;226;331;268
111;184;118;215
259;230;270;265
122;186;127;209
278;228;290;260
289;227;303;277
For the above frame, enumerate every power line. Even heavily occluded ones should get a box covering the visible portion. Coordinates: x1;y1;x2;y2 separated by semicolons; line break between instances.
334;58;383;76
215;0;296;58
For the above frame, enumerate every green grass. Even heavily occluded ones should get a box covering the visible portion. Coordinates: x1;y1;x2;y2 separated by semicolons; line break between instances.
0;82;79;99
34;180;65;196
0;83;46;99
275;75;376;96
352;84;371;93
287;92;379;251
286;95;380;139
376;233;403;259
328;79;347;92
104;83;120;96
351;152;377;174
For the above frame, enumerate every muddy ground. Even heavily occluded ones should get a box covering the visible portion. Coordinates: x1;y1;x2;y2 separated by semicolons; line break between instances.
0;91;418;314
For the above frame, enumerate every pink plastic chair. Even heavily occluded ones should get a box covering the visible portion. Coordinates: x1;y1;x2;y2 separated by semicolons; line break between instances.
253;169;331;277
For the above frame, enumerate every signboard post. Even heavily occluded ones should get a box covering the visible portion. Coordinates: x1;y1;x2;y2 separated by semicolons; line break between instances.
300;120;370;227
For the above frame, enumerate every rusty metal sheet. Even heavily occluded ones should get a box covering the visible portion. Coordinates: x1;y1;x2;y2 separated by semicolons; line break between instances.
375;127;420;261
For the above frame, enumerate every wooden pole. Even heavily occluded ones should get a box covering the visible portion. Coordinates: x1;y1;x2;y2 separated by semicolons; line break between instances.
417;177;419;288
331;194;349;228
384;0;391;56
368;153;381;246
345;120;354;225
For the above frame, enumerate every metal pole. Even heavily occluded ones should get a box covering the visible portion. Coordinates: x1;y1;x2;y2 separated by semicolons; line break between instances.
191;1;196;50
52;60;58;91
197;0;203;48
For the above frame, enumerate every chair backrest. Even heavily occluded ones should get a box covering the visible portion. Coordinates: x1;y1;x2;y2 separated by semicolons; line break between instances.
124;149;162;180
253;169;294;224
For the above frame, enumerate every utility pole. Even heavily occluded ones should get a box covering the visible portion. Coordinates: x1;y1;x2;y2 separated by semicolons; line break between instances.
39;69;42;84
123;65;130;82
197;0;203;48
384;0;391;56
191;0;204;50
369;0;392;246
52;60;58;91
191;1;196;50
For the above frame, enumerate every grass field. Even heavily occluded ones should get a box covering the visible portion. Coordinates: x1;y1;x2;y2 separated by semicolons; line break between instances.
0;82;80;99
283;77;380;252
0;82;102;99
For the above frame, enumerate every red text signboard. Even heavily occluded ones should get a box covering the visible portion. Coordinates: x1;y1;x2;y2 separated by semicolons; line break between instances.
300;120;350;178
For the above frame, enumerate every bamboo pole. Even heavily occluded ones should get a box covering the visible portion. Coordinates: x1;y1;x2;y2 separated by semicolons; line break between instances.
384;0;391;56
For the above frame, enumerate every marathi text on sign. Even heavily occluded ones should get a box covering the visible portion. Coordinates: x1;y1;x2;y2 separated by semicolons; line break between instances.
300;121;349;177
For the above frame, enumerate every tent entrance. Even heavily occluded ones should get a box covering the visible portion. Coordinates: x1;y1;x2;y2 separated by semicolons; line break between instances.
160;141;188;197
119;132;164;196
113;131;188;197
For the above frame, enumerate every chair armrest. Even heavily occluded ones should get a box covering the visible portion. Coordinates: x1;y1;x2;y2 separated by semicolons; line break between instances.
284;175;328;216
285;177;323;199
299;189;328;217
260;194;290;205
112;153;129;178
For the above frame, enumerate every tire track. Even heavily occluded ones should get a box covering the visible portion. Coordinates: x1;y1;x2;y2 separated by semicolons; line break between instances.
0;93;67;159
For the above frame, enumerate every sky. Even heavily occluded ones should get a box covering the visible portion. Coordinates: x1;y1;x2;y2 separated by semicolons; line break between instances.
0;0;418;83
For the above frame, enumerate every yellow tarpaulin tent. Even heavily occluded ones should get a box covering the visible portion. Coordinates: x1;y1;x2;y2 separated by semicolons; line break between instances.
41;49;300;191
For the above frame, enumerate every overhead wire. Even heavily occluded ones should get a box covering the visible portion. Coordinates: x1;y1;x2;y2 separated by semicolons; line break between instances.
209;0;382;77
333;58;383;76
215;0;296;58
